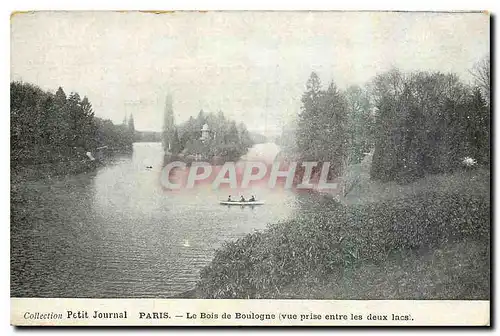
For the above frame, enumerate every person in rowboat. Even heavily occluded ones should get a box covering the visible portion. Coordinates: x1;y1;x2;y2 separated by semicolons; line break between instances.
227;195;232;202
240;195;246;202
249;195;256;202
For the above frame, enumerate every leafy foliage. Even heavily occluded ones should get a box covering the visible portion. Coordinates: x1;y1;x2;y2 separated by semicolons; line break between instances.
162;94;255;160
162;94;177;153
11;81;133;166
197;191;489;298
295;73;375;180
176;110;254;160
469;54;490;105
370;70;490;183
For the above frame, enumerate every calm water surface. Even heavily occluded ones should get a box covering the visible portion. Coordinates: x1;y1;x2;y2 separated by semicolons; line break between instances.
11;142;297;297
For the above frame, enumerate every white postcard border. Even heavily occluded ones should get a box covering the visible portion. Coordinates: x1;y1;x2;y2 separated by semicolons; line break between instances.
11;298;490;326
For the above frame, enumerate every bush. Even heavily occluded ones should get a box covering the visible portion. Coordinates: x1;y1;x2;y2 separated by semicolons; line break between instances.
196;192;490;298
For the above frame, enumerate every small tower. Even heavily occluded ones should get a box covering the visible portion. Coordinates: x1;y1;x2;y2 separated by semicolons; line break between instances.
200;123;210;141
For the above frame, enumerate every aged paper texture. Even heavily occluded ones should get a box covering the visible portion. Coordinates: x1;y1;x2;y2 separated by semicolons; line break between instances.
10;11;490;326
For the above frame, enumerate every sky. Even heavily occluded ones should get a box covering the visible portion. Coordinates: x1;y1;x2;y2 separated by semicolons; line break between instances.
11;11;489;134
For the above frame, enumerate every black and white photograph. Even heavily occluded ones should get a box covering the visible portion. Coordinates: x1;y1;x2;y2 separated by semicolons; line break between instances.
9;10;490;326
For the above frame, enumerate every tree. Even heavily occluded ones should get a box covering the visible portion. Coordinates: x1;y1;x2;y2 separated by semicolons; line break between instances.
197;109;206;127
126;114;135;144
178;116;197;152
81;96;94;117
55;87;67;105
370;69;410;182
225;121;240;144
237;122;254;151
67;92;84;148
345;85;374;163
370;69;487;183
11;81;134;166
319;81;349;176
466;87;490;165
296;72;324;160
469;55;490;106
128;114;135;132
49;86;70;150
176;110;252;161
162;94;176;152
171;128;181;155
296;73;349;178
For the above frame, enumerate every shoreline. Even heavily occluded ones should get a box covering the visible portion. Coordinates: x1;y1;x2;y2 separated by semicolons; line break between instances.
193;169;490;300
11;148;133;183
11;160;100;184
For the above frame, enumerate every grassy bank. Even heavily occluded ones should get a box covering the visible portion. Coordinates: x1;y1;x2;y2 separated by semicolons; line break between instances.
11;160;99;183
195;171;490;299
10;147;134;184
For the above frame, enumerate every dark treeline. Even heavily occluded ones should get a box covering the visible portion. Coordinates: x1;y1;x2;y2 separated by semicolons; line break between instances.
287;55;490;183
295;73;375;178
370;69;489;182
135;131;162;142
178;111;254;159
11;81;134;166
197;57;491;300
162;95;254;161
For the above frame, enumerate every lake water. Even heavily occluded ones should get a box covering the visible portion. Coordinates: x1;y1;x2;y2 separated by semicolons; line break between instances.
11;142;297;298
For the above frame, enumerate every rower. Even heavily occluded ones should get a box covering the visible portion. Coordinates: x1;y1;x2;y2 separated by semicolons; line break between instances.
227;195;232;202
240;196;246;202
249;195;255;202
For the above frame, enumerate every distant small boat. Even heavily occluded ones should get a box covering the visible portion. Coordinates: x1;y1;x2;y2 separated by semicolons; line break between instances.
220;201;265;206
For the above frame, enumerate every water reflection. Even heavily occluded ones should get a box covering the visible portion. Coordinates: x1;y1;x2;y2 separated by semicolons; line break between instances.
11;142;297;298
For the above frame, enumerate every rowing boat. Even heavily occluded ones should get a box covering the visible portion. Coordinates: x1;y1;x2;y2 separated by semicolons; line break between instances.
220;201;265;206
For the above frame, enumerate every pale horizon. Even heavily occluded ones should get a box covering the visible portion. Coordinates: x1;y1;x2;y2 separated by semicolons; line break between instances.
11;11;489;133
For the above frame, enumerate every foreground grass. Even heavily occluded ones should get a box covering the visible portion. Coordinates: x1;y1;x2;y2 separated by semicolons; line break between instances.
195;184;490;299
275;239;489;299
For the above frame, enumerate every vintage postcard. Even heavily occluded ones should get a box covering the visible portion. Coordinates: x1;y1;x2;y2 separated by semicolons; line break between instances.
10;11;490;326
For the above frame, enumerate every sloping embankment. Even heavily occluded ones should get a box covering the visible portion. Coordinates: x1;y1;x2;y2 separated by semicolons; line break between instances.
193;168;490;299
